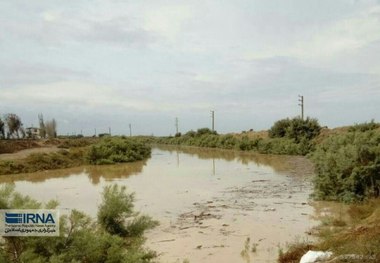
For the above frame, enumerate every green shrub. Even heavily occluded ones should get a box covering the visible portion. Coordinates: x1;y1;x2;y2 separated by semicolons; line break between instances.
238;136;259;151
257;138;306;155
196;128;217;136
185;130;196;137
57;138;96;148
0;149;86;175
153;117;322;156
312;130;380;202
0;184;158;263
348;119;380;132
98;185;158;237
154;128;315;155
218;134;238;149
269;117;321;142
87;137;151;165
198;134;219;148
0;160;25;174
0;138;151;175
268;118;291;138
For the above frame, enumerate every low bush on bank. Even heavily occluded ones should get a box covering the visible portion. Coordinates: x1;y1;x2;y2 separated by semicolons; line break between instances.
0;149;85;175
0;137;151;175
155;133;314;156
153;118;321;155
256;137;313;155
348;119;380;132
312;129;380;202
0;140;41;154
87;137;151;165
0;184;158;263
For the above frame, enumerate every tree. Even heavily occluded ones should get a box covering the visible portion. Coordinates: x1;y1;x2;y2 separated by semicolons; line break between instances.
5;114;23;139
38;113;46;138
0;117;4;139
19;127;26;139
45;118;57;138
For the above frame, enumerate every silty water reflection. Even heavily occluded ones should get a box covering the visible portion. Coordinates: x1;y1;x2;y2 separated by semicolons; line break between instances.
0;145;318;263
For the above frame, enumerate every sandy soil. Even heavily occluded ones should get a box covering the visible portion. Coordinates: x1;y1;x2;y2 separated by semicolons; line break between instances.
0;146;60;160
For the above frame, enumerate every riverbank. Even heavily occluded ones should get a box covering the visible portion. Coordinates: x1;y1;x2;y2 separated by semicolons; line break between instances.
1;123;379;261
150;123;380;261
0;146;317;263
279;199;380;262
0;137;151;175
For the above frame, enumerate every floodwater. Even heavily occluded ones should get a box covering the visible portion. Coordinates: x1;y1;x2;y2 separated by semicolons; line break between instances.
0;146;318;263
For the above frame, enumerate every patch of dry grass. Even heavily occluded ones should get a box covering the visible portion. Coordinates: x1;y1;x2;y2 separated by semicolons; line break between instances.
278;242;314;263
279;200;380;262
232;130;269;140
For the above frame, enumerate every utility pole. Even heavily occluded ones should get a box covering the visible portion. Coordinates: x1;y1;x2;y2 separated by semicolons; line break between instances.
175;117;179;134
211;110;215;132
94;128;97;137
298;95;304;120
109;127;111;136
129;124;132;137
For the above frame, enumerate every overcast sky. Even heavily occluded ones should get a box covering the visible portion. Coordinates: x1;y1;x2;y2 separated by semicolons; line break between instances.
1;0;380;136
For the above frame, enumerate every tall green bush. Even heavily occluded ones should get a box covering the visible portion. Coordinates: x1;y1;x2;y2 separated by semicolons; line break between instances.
312;130;380;202
268;118;291;138
98;185;158;237
269;117;321;142
87;137;151;165
0;184;158;263
196;128;217;136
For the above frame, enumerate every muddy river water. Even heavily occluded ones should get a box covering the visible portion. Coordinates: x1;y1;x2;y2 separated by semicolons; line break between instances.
0;146;320;263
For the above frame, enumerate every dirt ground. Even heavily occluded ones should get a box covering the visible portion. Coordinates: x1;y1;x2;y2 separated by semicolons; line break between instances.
0;146;60;161
0;139;43;154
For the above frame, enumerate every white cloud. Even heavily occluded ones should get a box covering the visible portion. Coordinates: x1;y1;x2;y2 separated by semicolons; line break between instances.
0;81;219;113
144;4;193;42
290;6;380;60
42;11;61;22
1;0;380;134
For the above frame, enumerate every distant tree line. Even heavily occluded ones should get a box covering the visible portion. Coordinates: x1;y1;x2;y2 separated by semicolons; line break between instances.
0;113;57;139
